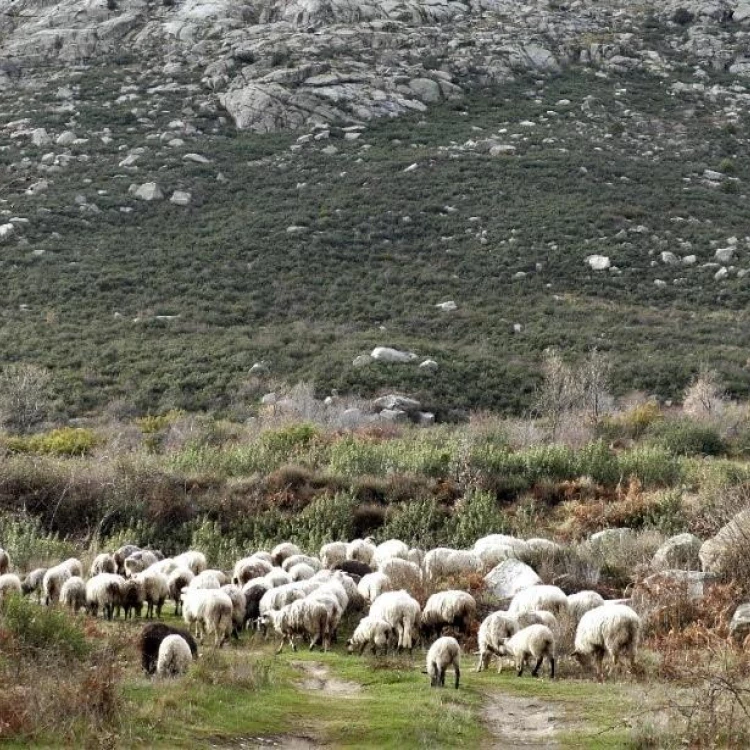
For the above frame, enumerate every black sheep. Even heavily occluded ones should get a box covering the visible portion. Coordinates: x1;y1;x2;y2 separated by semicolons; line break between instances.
333;560;372;580
139;623;198;675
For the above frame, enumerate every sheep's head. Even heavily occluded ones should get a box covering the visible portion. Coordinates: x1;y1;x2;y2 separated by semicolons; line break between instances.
495;639;510;657
345;639;355;653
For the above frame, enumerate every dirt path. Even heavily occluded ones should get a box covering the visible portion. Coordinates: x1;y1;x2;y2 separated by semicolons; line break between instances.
209;734;320;749
291;660;362;696
482;693;562;748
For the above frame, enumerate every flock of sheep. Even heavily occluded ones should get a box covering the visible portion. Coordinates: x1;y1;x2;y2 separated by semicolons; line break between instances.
0;535;642;685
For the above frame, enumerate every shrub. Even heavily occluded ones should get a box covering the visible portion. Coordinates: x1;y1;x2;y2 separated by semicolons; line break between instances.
672;7;694;25
645;418;725;457
0;363;52;434
5;427;98;456
449;490;508;548
379;498;450;549
617;445;682;487
0;514;76;570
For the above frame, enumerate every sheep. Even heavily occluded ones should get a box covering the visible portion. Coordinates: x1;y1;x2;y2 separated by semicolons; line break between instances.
288;563;315;582
261;597;334;653
516;609;558;631
421;591;477;640
369;590;421;651
181;589;233;647
221;584;247;639
173;550;207;576
135;569;169;619
61;558;83;578
43;564;72;606
258;582;309;633
378;558;421;591
0;548;9;575
139;623;198;675
148;558;179;576
90;553;116;577
271;542;301;567
264;568;291;589
572;604;641;681
114;544;141;575
373;539;409;567
358;572;392;604
346;616;394;656
124;551;159;578
306;591;343;643
0;573;22;602
567;590;605;623
121;577;145;619
424;549;481;580
407;548;425;568
476;611;519;672
496;624;556;678
508;585;568;620
426;637;461;689
311;577;349;613
250;551;274;565
473;535;530;568
346;538;376;565
168;567;194;615
282;554;321;573
85;573;125;620
333;560;372;579
156;634;194;678
60;576;86;613
242;579;270;628
232;556;273;586
189;569;229;590
21;568;46;602
332;571;364;610
320;541;347;569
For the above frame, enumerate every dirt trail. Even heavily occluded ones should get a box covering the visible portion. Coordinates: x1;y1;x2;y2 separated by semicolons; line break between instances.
482;693;561;748
209;734;320;749
291;660;362;696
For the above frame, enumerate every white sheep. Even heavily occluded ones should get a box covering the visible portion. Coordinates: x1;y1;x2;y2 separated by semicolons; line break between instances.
476;611;519;672
0;573;22;602
271;542;301;567
258;582;309;627
508;585;568;620
496;624;556;678
148;558;179;576
421;591;477;640
424;549;482;580
135;569;169;619
347;616;394;655
282;554;321;573
182;589;233;647
320;541;347;569
516;610;558;631
90;553;116;577
189;569;229;590
43;564;72;606
60;576;86;613
233;556;273;586
305;590;343;643
173;550;207;576
61;558;84;578
156;634;193;678
261;598;333;652
113;544;141;574
369;590;420;651
124;551;159;577
168;566;194;615
0;548;9;575
288;563;316;582
426;636;461;688
407;548;425;567
346;538;376;565
121;577;145;619
378;558;421;591
332;571;363;610
473;535;530;568
21;568;46;602
373;539;409;568
264;568;291;589
567;590;605;623
357;572;392;604
221;584;247;637
85;573;125;619
250;551;273;565
572;604;641;680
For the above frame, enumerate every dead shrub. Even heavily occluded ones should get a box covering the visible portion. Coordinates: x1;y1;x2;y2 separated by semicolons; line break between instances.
351;503;387;537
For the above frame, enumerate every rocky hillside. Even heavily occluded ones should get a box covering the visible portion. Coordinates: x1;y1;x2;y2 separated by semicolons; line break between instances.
3;0;750;415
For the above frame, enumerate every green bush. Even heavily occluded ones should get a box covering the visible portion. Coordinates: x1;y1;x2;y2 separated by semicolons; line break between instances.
449;490;508;548
5;427;98;457
617;445;682;487
645;418;725;457
0;515;76;570
379;498;450;549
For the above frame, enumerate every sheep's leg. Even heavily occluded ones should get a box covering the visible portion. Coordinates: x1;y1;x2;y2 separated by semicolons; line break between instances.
439;667;446;687
476;651;485;673
531;656;544;677
276;638;284;655
549;656;555;679
517;656;525;677
454;664;460;690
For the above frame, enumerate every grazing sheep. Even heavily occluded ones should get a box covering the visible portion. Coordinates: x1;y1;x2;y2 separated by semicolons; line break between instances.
476;611;519;672
21;568;46;602
282;554;321;573
334;560;372;579
257;582;309;632
264;568;291;589
0;548;9;575
242;579;270;628
421;591;477;640
189;569;229;590
572;604;641;680
124;551;159;577
473;535;530;568
140;623;198;675
346;538;376;565
426;636;461;689
567;591;605;623
148;558;179;576
424;549;481;580
156;634;193;678
135;569;169;619
85;573;124;620
332;571;363;611
60;576;86;613
508;585;568;620
261;598;334;653
61;558;84;578
358;572;392;604
114;544;141;575
373;539;409;567
182;589;234;647
288;563;315;582
173;550;207;576
90;553;116;577
233;556;273;586
320;541;347;569
168;566;194;615
271;542;301;567
347;616;394;656
221;584;247;638
496;624;556;678
378;558;421;591
0;573;22;602
516;610;558;631
43;564;72;606
121;577;145;619
369;590;421;651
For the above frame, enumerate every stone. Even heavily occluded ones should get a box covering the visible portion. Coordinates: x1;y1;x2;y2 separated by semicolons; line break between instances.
352;354;373;367
715;247;734;263
170;190;192;206
730;603;750;643
118;154;140;168
715;267;728;281
183;153;211;164
249;362;267;374
735;2;750;22
640;570;721;602
700;510;750;574
370;347;418;363
131;182;164;201
25;180;48;196
484;559;542;601
408;78;442;103
56;131;77;146
661;251;679;265
489;144;517;156
419;359;438;372
0;223;15;242
586;254;610;271
589;528;634;547
652;533;702;571
372;394;421;413
261;392;277;405
435;300;457;312
417;411;435;426
378;408;408;423
703;169;724;181
30;128;50;147
683;255;697;265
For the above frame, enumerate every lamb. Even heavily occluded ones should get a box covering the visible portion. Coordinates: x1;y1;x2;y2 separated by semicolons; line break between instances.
346;616;394;656
271;542;301;567
21;568;46;602
90;553;116;577
189;569;229;590
377;558;421;591
320;541;347;569
233;556;273;586
173;550;207;576
257;582;308;631
516;610;558;631
60;576;86;613
61;558;83;578
139;623;198;675
156;634;194;678
181;589;233;647
0;548;9;575
508;585;568;620
85;573;125;620
346;538;376;565
358;572;392;604
476;611;519;672
334;560;372;579
134;569;169;619
372;539;409;567
421;591;477;640
288;563;315;582
221;584;247;638
0;573;22;602
496;624;556;678
43;564;72;606
426;636;461;689
572;604;641;680
261;598;333;653
369;590;421;651
281;554;321;573
168;566;194;615
567;591;605;623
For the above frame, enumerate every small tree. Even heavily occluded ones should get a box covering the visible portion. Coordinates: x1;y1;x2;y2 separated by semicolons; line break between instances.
579;348;613;421
535;348;579;441
683;365;725;418
0;363;52;433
